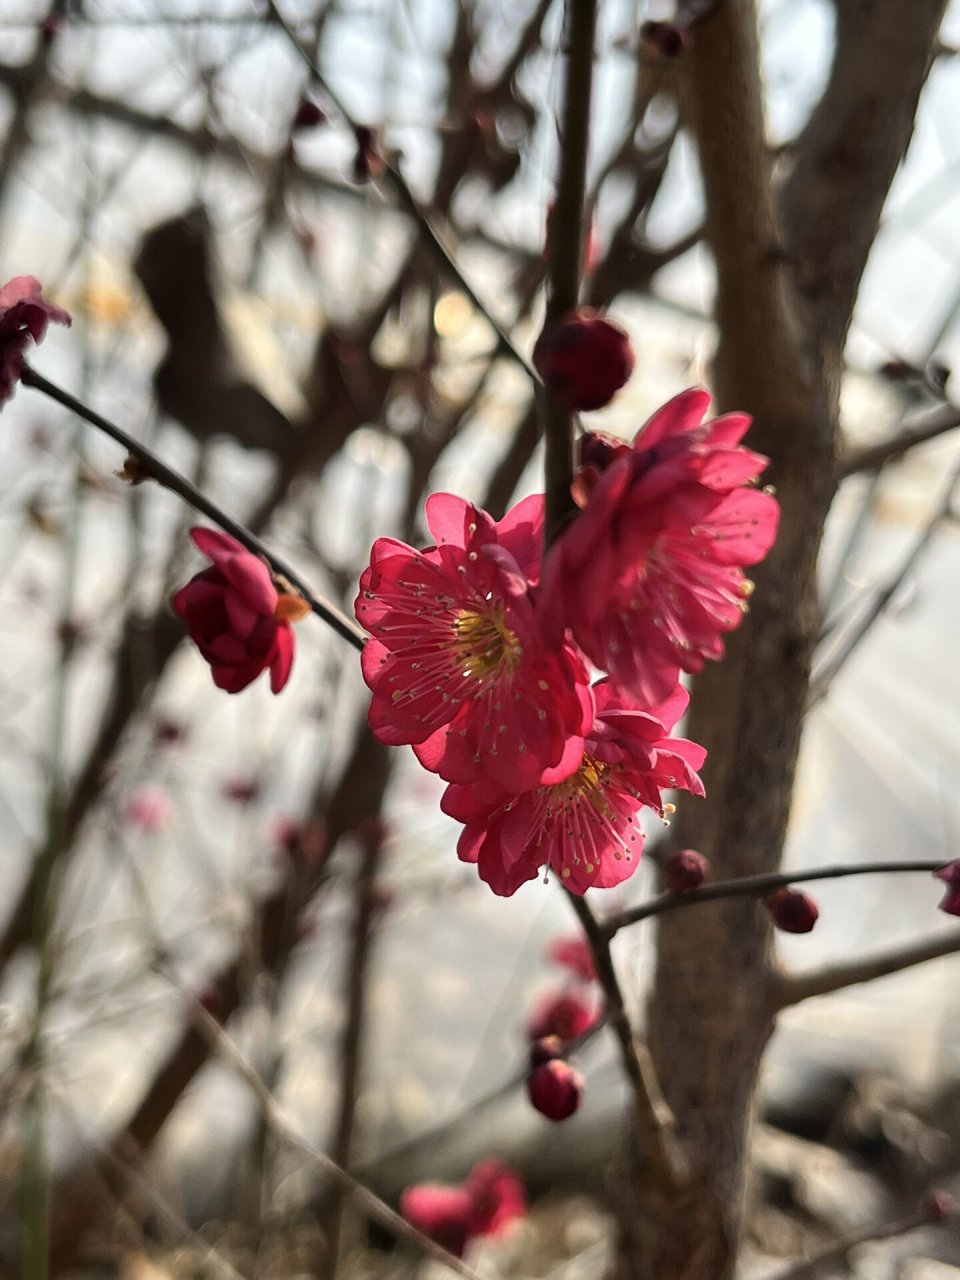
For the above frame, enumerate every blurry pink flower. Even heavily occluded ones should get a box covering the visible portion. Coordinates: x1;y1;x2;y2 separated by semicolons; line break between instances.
527;990;598;1043
0;276;71;407
124;785;173;833
356;493;592;792
541;388;780;704
400;1183;474;1257
527;1059;584;1121
533;309;634;411
934;861;960;916
546;933;596;982
464;1159;526;1237
400;1159;525;1258
444;679;705;896
171;528;308;694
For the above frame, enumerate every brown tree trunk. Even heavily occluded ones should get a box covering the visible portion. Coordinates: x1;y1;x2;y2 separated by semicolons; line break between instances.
616;1;948;1276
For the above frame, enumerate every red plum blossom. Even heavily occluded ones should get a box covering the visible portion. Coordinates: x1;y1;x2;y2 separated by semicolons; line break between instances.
171;527;308;693
0;276;71;407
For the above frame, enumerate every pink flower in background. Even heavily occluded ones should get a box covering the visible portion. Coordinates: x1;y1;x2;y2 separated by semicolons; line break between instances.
464;1160;526;1237
540;388;780;703
356;492;592;792
546;933;596;982
527;990;598;1043
401;1159;525;1258
400;1183;474;1257
934;861;960;917
172;527;308;694
0;276;71;407
443;680;705;896
124;784;173;833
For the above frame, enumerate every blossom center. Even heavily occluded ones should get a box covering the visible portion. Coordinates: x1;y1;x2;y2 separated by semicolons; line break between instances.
452;606;521;681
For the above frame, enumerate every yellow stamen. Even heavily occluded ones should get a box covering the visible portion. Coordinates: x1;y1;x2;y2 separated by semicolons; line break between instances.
275;592;311;623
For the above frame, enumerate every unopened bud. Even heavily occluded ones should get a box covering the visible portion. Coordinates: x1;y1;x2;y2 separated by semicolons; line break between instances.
765;887;819;934
664;848;709;893
526;1059;584;1122
533;310;635;412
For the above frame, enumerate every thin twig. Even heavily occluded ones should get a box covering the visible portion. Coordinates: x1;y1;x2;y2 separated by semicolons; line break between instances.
774;927;960;1009
603;859;952;939
565;891;686;1187
20;365;365;651
767;1204;933;1280
809;451;960;706
839;401;960;478
160;965;486;1280
263;0;536;381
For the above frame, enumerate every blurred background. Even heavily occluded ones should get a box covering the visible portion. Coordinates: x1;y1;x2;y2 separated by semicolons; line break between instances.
1;1;960;1276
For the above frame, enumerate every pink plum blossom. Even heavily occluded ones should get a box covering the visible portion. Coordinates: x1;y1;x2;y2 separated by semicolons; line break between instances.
400;1159;526;1258
443;680;705;896
546;932;596;982
0;276;71;407
171;527;308;693
540;388;780;703
356;492;592;792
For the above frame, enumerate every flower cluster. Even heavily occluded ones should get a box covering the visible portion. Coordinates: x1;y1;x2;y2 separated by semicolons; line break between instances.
355;390;779;897
400;1159;525;1258
0;276;71;408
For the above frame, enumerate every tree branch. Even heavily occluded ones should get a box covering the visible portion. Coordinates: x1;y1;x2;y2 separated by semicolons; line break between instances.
604;860;951;939
774;928;960;1009
21;365;365;651
839;401;960;478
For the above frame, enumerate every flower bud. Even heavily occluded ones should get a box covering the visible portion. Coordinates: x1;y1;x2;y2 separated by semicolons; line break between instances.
934;860;960;917
533;310;635;412
529;1035;565;1068
526;1059;584;1122
527;990;598;1043
664;848;709;893
765;887;819;934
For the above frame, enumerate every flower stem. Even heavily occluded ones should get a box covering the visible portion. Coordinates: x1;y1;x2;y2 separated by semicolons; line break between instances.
603;858;953;938
20;365;365;651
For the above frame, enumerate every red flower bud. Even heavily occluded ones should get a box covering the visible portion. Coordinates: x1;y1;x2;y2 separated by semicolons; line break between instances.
533;310;635;412
765;887;819;934
934;860;960;917
529;1035;565;1068
526;1059;584;1122
546;933;596;982
664;848;710;893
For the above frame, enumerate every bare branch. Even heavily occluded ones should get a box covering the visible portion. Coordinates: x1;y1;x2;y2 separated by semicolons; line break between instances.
21;366;365;651
768;1204;936;1280
774;929;960;1010
604;860;950;939
839;401;960;478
